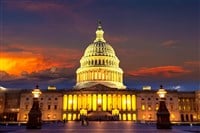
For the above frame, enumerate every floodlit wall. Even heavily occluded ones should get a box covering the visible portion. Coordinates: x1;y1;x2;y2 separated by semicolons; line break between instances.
63;93;136;121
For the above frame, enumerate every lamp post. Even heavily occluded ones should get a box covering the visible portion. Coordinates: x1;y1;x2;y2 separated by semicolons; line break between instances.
156;85;171;129
26;85;42;129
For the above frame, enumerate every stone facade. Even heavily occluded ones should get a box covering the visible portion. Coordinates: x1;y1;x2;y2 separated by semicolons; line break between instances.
136;90;198;122
0;92;5;114
18;90;63;122
195;90;200;120
0;90;20;122
178;92;197;122
0;87;199;123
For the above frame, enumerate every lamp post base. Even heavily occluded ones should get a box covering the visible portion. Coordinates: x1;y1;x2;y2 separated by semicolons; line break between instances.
156;101;171;129
26;99;42;129
26;110;42;129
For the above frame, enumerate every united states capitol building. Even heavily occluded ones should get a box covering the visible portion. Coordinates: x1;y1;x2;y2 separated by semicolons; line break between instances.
0;23;199;123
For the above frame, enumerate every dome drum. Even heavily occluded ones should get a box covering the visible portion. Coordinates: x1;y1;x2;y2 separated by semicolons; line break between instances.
80;56;119;68
76;68;123;83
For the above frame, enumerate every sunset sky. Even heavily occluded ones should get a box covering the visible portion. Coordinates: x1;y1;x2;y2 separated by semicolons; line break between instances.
0;0;199;91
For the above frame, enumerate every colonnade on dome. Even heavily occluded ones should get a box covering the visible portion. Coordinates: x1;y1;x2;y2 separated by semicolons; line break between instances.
77;68;123;83
80;56;119;67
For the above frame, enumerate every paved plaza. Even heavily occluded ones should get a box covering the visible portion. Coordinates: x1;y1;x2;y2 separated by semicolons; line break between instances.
0;121;199;133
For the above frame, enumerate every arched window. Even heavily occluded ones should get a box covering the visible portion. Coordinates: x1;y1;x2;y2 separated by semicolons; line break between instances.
181;114;184;122
190;114;193;122
186;114;189;122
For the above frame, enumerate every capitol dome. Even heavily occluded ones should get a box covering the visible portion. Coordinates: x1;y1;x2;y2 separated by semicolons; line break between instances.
83;41;116;57
75;22;126;89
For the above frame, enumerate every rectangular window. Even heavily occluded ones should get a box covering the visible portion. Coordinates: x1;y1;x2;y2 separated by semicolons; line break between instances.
48;105;51;110
54;105;57;110
67;113;72;121
103;94;107;111
73;95;77;111
53;114;56;119
25;105;28;110
117;95;121;110
63;113;66;120
108;94;112;111
82;94;86;109
123;113;126;121
92;94;96;111
97;94;102;105
122;95;126;111
68;95;72;110
47;114;51;119
156;103;159;110
171;104;173;110
127;95;131;111
24;114;27;120
113;94;117;109
148;105;151;110
142;104;145;111
142;115;145;120
131;95;136;111
133;114;136;121
78;95;82;110
127;113;131;121
63;95;67;111
87;94;92;111
73;114;76;120
188;106;191;111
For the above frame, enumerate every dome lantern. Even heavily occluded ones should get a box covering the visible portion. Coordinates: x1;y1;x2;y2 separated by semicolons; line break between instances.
94;21;106;43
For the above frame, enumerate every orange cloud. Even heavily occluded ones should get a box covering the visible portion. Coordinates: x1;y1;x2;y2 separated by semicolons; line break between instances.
161;40;179;48
128;66;190;78
184;61;200;67
0;45;81;75
0;52;54;75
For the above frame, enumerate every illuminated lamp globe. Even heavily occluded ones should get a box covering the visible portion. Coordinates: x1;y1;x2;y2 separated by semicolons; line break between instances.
32;85;42;98
157;85;167;99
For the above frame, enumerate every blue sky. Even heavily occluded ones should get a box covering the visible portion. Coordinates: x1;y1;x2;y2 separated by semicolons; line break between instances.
0;0;199;91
